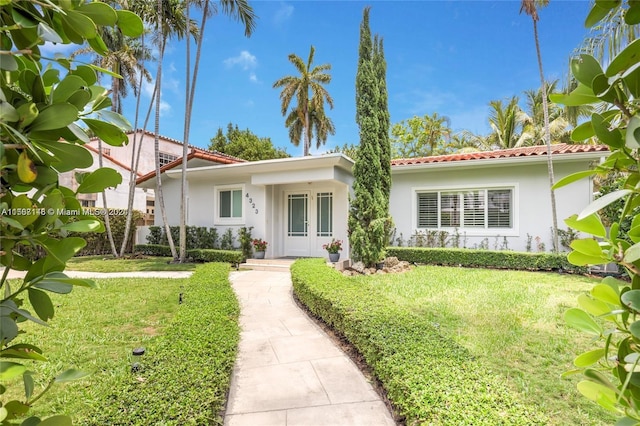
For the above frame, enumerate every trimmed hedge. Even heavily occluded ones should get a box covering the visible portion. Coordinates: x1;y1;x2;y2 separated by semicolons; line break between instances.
291;258;548;425
134;244;243;265
85;263;240;425
387;246;588;274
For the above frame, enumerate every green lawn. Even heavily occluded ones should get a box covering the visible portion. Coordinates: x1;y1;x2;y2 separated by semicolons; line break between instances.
291;260;615;425
67;255;197;272
4;263;239;425
361;266;613;425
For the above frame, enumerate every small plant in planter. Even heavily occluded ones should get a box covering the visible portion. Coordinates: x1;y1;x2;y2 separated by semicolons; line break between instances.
323;239;343;262
252;238;268;259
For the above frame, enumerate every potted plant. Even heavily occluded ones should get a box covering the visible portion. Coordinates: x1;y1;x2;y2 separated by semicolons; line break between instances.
323;239;343;262
252;238;268;259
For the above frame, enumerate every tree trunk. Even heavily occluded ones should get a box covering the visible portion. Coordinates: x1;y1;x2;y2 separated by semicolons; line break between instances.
303;104;310;156
179;4;191;263
120;33;148;257
533;19;559;252
154;4;177;260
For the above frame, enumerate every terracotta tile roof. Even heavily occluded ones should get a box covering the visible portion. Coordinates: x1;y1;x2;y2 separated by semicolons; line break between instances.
391;144;610;167
136;147;245;185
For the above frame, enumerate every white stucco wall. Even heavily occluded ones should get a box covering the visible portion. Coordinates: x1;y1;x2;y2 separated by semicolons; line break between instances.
389;160;595;252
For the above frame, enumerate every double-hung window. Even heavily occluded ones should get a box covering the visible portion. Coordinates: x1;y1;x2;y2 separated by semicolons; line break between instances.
416;188;513;230
317;192;333;237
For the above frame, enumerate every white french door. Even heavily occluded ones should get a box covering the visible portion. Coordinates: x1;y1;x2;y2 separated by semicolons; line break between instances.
285;192;310;256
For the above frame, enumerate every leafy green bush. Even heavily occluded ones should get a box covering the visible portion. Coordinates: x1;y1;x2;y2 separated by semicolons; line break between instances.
291;259;547;425
146;226;163;245
134;245;243;265
386;247;588;274
148;226;221;249
73;209;143;256
84;263;239;425
134;244;173;257
186;249;243;265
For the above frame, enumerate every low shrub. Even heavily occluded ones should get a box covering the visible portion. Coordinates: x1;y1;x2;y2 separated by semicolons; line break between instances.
387;246;588;274
84;263;240;425
187;248;243;265
291;258;548;425
134;244;172;257
133;245;244;265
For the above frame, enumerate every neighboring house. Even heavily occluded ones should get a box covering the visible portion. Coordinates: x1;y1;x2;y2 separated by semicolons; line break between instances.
137;144;609;257
390;144;608;252
58;144;147;214
60;129;219;226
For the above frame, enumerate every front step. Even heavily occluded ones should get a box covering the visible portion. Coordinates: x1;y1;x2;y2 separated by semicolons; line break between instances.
240;258;295;271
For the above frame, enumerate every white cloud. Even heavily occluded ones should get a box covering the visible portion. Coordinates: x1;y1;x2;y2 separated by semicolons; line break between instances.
223;50;257;70
274;2;294;26
223;51;259;82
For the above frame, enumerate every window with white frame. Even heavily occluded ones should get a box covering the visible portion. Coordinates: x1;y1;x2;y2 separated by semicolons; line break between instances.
317;192;333;237
416;188;513;229
216;186;243;223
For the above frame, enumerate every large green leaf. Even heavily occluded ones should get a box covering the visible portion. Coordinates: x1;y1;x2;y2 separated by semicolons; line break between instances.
579;190;632;220
39;237;86;269
574;348;606;367
565;213;607;238
77;2;118;26
624;241;640;263
69;65;97;86
33;140;93;172
565;308;603;335
622;290;640;313
593;73;620;103
571;238;605;257
578;294;612;317
82;119;127;146
626;0;640;24
571;120;596;141
76;168;122;194
11;195;39;227
0;344;46;362
549;83;600;106
585;3;613;27
592;283;621;305
629;115;640;149
39;415;73;426
54;369;90;383
28;288;54;322
606;38;640;77
29;103;78;132
61;10;96;39
116;10;144;37
592;113;623;148
553;169;599;189
52;75;85;103
568;250;607;266
60;219;102;233
94;110;132;131
0;362;26;381
572;54;604;88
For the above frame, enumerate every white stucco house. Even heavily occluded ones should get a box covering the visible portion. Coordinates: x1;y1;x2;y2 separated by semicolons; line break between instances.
137;143;609;257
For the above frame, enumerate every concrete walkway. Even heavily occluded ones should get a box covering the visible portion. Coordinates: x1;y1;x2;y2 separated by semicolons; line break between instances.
225;270;395;426
0;268;192;280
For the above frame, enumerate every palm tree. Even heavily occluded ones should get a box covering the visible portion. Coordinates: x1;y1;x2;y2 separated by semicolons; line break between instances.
485;96;526;150
273;45;334;156
520;0;559;252
578;5;639;63
518;83;570;146
128;0;198;260
178;0;256;262
284;99;336;152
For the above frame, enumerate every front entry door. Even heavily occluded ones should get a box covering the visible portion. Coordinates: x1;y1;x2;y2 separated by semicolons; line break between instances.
285;192;310;256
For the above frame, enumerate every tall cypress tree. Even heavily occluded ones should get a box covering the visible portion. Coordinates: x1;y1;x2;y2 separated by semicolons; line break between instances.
348;7;389;266
373;35;391;209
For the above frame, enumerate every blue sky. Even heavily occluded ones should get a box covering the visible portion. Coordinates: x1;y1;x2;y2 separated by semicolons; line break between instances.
118;0;593;156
